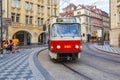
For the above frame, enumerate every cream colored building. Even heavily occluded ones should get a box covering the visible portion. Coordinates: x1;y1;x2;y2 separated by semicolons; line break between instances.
110;0;120;47
3;0;59;45
1;0;8;41
74;5;110;42
74;5;91;42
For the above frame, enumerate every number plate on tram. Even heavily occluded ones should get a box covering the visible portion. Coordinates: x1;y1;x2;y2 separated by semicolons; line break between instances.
64;45;71;48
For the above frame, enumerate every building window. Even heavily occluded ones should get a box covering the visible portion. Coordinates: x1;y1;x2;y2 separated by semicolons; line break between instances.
53;0;56;4
79;18;81;22
30;3;33;11
86;17;88;22
53;8;56;16
25;2;29;10
26;16;29;24
16;0;20;8
29;16;33;24
86;11;87;14
41;6;44;13
11;0;15;7
41;18;44;25
77;11;81;15
118;12;120;22
16;14;20;22
86;26;88;32
11;13;15;22
48;8;50;15
47;0;50;4
38;17;41;25
38;5;41;13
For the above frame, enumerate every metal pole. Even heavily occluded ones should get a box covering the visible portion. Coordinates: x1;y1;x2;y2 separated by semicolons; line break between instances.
0;0;3;54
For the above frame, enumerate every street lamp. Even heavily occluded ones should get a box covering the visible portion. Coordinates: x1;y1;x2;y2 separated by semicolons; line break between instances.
0;0;3;54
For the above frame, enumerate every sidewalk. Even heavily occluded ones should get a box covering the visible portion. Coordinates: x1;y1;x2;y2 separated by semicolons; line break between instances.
0;44;48;59
94;43;120;55
0;50;10;59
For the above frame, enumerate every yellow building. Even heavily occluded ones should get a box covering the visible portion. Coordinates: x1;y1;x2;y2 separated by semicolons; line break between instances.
110;0;120;47
3;0;59;45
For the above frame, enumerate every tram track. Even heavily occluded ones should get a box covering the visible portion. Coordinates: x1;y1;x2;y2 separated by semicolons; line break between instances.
59;44;120;80
61;62;92;80
40;49;91;79
85;44;120;63
40;46;120;78
38;49;92;80
38;44;120;80
61;59;120;80
81;44;120;77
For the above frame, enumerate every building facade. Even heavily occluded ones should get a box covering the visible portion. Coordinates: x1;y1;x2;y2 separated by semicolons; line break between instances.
1;0;8;41
60;3;76;17
74;5;92;42
74;5;110;42
110;0;120;47
2;0;59;45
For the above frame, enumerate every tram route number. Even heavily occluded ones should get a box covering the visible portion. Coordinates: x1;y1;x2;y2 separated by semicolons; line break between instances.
64;45;71;48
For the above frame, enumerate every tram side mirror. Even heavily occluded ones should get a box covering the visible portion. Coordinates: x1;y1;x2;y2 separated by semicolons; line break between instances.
43;24;46;31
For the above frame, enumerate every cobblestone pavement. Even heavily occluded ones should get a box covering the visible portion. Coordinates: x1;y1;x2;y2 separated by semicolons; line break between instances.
0;48;46;80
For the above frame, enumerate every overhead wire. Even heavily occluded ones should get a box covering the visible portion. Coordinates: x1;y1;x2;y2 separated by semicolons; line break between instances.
58;0;72;12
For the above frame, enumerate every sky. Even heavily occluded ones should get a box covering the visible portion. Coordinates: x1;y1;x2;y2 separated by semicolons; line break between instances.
60;0;109;13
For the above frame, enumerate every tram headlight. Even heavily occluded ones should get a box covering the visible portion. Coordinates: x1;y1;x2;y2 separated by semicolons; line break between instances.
75;45;79;49
57;45;61;49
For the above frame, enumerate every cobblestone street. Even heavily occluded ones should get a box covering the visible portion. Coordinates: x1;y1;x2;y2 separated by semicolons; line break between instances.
0;47;46;80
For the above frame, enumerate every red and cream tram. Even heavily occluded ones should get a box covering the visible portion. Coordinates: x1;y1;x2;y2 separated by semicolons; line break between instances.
48;17;82;60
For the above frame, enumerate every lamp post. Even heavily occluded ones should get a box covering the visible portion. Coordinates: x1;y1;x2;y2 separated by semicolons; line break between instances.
34;32;37;47
0;0;3;54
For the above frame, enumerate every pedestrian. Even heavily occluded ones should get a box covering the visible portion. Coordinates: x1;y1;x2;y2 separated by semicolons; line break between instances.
1;40;6;49
12;42;19;53
5;40;14;54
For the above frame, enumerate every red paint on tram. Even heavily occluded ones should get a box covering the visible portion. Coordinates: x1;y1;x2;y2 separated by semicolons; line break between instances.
49;40;82;53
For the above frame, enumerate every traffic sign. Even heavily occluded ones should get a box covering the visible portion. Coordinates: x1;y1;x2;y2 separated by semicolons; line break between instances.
5;18;12;26
2;18;12;27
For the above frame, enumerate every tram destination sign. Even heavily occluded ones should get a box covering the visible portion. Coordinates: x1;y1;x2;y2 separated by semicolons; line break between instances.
57;18;76;23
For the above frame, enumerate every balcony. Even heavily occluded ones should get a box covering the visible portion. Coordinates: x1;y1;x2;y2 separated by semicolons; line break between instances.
11;23;38;29
11;23;44;30
38;25;43;30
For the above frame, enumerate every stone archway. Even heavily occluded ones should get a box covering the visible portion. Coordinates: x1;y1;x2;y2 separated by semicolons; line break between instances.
13;31;32;45
38;32;47;44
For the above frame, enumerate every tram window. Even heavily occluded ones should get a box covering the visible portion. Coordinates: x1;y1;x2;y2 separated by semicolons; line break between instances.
51;23;79;37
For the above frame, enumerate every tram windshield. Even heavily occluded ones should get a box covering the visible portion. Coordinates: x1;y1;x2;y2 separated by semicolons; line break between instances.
51;23;79;37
